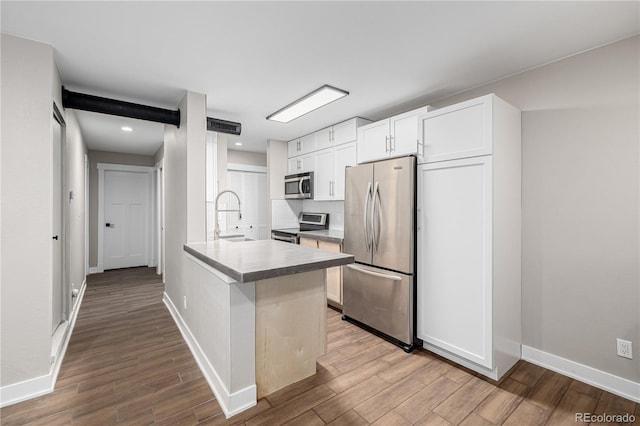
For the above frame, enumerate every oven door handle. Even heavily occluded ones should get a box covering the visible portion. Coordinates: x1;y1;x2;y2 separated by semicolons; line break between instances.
272;234;297;243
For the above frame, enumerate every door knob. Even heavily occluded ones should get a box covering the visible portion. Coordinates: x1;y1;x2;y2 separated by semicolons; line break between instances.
105;223;115;228
52;235;59;240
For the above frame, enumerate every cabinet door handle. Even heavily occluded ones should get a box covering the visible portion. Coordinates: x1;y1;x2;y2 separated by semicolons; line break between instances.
391;135;395;151
385;136;389;152
417;139;423;156
52;235;59;240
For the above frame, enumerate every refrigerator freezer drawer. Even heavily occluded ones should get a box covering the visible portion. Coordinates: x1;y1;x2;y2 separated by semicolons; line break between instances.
342;263;414;346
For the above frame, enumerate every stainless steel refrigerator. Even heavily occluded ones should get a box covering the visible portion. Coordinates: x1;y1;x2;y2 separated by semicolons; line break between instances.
343;156;416;351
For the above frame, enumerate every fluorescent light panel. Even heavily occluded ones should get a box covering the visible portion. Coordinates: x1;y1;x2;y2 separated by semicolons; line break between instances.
267;85;349;123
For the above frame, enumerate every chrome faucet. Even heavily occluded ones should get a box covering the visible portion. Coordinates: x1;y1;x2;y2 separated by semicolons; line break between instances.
214;190;242;240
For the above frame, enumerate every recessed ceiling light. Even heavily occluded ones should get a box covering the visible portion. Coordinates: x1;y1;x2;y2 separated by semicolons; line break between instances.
267;85;349;123
235;142;243;146
121;126;133;132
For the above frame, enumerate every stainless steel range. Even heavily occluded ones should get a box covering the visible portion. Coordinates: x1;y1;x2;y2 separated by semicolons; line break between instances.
271;212;329;244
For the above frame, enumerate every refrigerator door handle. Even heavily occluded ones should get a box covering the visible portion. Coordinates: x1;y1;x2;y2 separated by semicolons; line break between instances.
345;264;402;281
372;181;381;251
363;181;372;250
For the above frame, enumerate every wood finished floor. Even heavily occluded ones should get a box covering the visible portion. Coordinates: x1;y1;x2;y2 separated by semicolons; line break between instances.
1;267;637;425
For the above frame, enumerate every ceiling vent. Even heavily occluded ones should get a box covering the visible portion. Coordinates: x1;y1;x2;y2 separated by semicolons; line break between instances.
207;117;242;135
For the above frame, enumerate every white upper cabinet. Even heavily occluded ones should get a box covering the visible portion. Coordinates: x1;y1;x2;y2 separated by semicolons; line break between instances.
418;94;493;163
288;118;371;162
357;106;431;164
287;133;317;158
314;149;334;200
332;142;356;200
313;142;357;201
287;138;301;157
286;117;370;197
287;153;315;174
315;127;333;151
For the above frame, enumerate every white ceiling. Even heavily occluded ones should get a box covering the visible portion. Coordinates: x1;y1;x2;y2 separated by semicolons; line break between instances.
2;1;638;155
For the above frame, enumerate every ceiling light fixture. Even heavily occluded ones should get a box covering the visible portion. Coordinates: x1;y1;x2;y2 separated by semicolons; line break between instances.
235;142;243;146
121;126;133;132
267;84;349;123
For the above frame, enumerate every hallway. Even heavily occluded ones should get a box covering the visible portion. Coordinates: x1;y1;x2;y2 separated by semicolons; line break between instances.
1;268;222;424
1;268;637;425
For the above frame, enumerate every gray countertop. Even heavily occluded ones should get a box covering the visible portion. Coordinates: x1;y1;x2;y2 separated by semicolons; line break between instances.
297;229;344;244
184;239;354;283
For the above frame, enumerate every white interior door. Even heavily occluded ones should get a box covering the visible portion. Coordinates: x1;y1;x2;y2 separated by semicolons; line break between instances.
52;116;64;333
104;170;149;270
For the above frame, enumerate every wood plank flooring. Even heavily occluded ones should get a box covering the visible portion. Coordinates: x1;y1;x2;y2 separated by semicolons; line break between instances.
1;267;637;425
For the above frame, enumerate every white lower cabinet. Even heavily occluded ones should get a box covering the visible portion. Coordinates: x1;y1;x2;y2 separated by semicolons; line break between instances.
299;237;343;306
416;93;521;381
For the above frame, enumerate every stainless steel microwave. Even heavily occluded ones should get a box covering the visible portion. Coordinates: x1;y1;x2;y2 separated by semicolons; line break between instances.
284;172;313;199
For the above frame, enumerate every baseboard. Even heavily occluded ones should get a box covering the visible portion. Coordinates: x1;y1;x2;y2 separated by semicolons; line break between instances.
521;345;640;403
89;266;101;274
163;292;256;418
1;279;87;407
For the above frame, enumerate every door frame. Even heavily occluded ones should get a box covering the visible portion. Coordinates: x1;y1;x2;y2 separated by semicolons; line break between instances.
52;102;69;325
97;163;155;273
155;159;164;278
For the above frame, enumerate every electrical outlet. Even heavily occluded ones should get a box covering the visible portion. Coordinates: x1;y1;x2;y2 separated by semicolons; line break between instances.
183;296;187;310
617;338;632;359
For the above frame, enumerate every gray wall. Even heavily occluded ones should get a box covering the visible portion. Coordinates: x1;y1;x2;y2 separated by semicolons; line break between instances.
64;110;89;300
1;33;56;387
87;150;155;267
1;35;88;388
432;35;639;382
163;91;207;321
227;149;267;167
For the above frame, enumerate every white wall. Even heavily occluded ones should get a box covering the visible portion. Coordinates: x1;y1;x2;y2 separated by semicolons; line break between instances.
1;35;88;395
433;35;639;384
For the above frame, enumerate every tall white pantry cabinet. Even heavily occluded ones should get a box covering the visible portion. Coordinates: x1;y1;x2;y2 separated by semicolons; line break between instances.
416;94;521;381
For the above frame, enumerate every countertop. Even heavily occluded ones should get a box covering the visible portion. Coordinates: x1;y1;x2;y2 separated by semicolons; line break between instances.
297;229;344;244
184;239;354;283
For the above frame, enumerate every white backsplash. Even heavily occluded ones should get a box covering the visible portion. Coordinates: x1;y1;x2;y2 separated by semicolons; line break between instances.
271;199;345;230
302;200;344;231
271;199;302;229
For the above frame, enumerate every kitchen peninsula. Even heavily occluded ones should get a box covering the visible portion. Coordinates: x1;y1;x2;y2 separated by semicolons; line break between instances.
172;239;353;418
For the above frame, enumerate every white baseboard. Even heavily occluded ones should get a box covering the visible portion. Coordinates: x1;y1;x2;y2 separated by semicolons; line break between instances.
89;266;101;274
521;345;640;403
1;279;87;407
0;374;52;408
163;292;256;418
